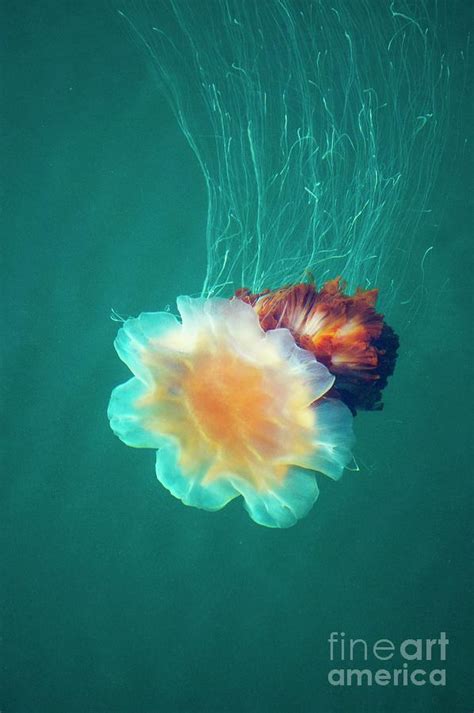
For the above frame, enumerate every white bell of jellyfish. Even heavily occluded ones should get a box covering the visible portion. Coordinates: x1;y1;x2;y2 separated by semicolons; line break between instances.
108;296;355;527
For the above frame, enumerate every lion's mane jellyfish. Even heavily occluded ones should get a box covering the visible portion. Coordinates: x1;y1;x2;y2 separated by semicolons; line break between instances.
108;297;354;528
109;1;448;526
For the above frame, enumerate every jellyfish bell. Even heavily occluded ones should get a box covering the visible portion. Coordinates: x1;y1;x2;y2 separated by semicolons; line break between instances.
108;297;354;528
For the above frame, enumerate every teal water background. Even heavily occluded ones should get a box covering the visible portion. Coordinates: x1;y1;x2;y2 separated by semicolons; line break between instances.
2;2;473;712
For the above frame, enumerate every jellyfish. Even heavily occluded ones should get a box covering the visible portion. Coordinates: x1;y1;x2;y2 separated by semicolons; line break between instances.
109;1;448;526
108;297;354;527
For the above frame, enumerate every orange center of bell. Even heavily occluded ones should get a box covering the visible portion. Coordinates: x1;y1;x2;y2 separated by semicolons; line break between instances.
182;350;279;463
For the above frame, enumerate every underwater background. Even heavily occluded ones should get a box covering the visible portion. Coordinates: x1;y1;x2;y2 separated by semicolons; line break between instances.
2;2;473;712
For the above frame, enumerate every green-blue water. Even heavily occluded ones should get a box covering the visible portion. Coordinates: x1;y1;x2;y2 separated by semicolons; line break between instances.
2;2;472;712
